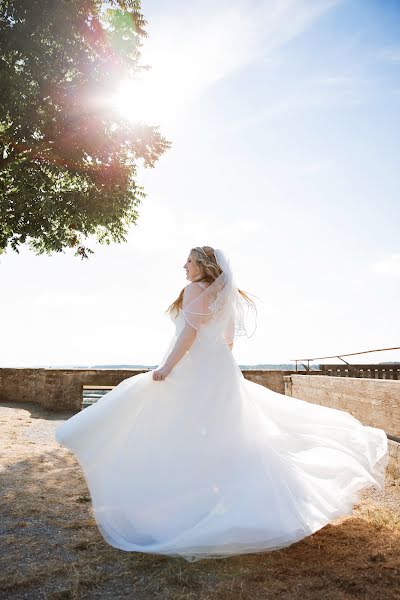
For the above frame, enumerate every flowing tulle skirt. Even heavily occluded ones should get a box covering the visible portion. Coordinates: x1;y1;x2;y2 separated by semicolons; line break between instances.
55;341;389;562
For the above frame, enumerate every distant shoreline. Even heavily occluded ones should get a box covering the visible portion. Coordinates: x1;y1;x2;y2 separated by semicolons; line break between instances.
3;362;399;371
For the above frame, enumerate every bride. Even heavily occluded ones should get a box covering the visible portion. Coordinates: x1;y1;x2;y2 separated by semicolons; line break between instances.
55;246;389;562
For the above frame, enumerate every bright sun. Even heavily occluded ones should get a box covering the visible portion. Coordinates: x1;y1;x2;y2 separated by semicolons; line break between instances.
109;22;216;132
111;75;163;126
110;59;185;132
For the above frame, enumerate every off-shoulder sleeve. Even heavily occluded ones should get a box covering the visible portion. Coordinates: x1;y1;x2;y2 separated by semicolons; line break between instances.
181;283;211;332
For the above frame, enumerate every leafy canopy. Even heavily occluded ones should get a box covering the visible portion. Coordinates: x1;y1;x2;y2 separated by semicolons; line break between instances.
0;0;171;258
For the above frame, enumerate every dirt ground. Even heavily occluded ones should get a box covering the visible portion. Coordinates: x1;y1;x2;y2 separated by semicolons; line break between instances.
1;401;399;600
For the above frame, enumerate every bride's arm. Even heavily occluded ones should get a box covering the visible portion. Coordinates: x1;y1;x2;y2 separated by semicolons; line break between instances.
153;283;205;381
162;324;197;372
152;323;197;381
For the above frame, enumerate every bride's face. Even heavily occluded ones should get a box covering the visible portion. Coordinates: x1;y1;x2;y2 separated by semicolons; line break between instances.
183;252;203;281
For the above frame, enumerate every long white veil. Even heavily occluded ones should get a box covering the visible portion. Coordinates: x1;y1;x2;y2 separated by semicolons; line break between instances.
181;248;257;344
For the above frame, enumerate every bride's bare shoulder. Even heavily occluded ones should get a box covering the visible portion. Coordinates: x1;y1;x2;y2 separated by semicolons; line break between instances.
186;281;211;290
184;282;202;294
183;281;210;298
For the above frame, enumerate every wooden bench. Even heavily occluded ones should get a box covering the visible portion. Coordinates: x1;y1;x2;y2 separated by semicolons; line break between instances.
82;385;115;409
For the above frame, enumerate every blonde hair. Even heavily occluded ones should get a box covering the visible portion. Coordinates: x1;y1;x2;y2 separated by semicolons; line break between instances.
166;246;255;317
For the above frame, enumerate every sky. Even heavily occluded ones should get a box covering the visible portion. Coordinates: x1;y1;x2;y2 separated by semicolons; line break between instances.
1;0;399;367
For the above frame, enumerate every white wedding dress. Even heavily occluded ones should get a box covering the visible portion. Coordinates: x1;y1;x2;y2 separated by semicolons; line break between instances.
55;284;389;562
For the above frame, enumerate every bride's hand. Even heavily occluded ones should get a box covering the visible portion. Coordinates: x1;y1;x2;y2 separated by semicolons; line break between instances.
152;366;171;381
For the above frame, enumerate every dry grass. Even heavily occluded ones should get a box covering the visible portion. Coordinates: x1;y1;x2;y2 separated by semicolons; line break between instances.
1;401;399;600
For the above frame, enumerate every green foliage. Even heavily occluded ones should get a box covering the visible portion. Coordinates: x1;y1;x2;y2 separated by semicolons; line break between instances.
0;0;171;258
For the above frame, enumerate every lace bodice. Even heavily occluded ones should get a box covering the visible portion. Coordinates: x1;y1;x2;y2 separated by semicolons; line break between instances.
166;280;232;354
169;281;211;334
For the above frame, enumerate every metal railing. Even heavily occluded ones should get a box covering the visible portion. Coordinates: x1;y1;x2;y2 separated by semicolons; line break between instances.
320;364;400;380
291;346;400;374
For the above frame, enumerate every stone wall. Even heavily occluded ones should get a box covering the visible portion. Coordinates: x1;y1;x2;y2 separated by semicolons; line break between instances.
285;374;400;479
0;368;149;412
0;367;299;412
1;367;398;477
243;369;301;394
284;374;400;438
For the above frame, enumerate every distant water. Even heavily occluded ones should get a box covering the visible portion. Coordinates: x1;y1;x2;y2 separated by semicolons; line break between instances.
27;361;399;370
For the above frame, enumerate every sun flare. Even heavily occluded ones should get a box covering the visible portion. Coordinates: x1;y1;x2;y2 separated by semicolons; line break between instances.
110;49;187;131
111;74;168;126
109;33;204;131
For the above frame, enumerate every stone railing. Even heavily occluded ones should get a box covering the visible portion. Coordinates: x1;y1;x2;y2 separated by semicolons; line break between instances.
0;368;149;412
2;367;398;476
283;374;400;439
241;369;321;394
0;367;311;412
284;373;400;478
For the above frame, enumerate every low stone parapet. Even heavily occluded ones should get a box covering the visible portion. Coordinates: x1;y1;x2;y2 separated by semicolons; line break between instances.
0;368;149;412
284;373;400;479
0;367;311;412
284;374;400;439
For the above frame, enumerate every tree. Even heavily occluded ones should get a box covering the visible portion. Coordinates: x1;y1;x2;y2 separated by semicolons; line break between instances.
0;0;171;258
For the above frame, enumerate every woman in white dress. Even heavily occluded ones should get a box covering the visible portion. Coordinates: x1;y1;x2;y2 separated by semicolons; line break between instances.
55;246;389;563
